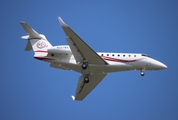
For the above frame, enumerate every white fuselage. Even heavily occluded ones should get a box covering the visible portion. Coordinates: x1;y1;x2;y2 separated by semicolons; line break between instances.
34;45;167;74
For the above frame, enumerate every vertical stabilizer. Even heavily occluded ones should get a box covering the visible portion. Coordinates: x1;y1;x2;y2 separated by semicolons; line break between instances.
20;22;52;56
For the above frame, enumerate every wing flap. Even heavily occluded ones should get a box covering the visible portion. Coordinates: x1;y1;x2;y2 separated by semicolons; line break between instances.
66;37;81;63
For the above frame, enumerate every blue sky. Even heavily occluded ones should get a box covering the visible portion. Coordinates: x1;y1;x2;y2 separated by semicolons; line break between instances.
0;0;177;120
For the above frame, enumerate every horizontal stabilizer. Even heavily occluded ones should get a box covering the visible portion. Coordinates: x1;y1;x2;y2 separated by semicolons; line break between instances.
25;41;32;51
20;22;41;39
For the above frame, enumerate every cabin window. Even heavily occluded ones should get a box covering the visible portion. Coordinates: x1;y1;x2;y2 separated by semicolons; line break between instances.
112;54;114;56
51;53;54;56
118;54;120;57
129;55;131;57
134;55;136;57
101;54;103;56
107;54;109;56
123;55;125;57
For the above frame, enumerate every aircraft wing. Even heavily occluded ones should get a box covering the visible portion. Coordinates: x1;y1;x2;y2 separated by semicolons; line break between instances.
72;73;107;101
58;17;108;65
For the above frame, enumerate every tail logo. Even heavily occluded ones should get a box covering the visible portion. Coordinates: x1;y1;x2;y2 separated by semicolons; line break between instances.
36;41;46;49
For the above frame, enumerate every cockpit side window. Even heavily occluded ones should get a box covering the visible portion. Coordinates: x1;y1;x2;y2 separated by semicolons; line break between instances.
141;54;150;57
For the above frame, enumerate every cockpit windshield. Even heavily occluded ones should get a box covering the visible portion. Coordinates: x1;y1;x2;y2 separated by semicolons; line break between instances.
141;54;150;57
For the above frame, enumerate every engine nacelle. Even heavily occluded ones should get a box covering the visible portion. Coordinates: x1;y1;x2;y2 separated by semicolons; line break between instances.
47;45;72;54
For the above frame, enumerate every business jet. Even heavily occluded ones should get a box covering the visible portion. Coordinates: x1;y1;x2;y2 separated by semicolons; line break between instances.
20;17;167;101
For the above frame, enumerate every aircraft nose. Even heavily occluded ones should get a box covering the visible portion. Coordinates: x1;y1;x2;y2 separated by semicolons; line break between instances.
158;62;167;69
151;59;167;70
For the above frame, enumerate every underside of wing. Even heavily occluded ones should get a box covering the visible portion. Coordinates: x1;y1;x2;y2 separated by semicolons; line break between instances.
58;17;108;65
73;73;107;101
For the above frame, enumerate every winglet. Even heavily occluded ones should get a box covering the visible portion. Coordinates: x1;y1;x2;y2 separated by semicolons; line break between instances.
58;17;68;27
71;95;75;100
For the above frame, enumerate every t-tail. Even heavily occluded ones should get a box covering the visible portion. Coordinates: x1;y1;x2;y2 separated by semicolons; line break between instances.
20;22;52;56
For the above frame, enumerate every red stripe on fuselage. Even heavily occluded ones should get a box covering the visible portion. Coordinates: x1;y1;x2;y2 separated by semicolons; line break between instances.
101;56;141;63
34;50;47;53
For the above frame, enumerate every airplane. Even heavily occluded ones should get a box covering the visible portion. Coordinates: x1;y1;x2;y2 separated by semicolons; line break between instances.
20;17;167;101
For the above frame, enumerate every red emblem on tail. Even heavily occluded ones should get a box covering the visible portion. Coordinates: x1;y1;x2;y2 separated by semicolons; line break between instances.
36;41;46;49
